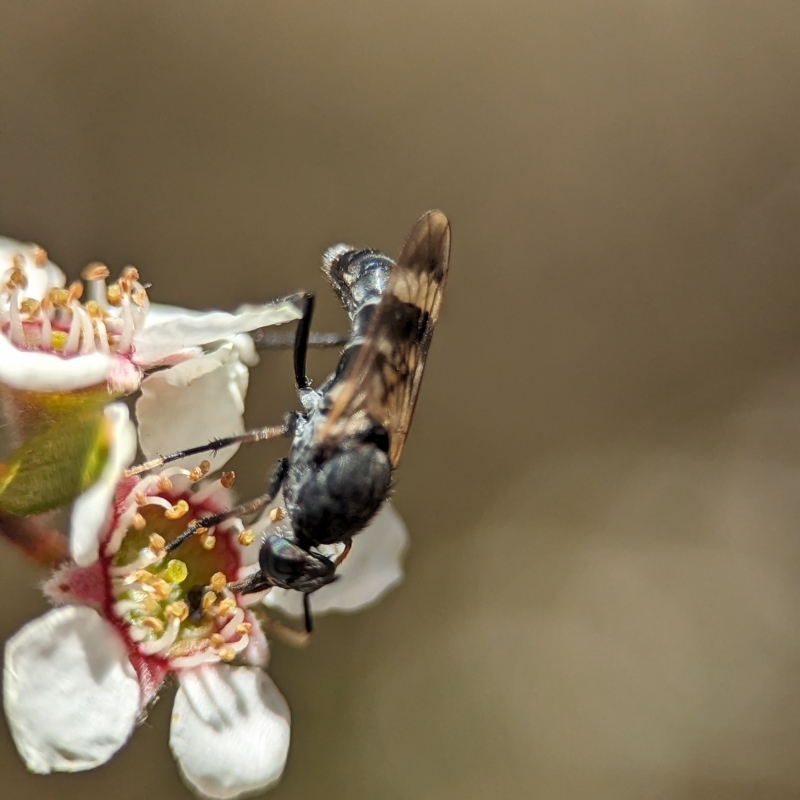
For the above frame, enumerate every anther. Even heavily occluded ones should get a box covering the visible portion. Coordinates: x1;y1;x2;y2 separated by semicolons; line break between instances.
201;535;217;550
48;287;69;306
217;597;236;617
210;572;227;593
218;647;236;662
134;491;148;506
238;529;256;546
164;559;188;584
150;579;171;600
7;261;27;290
132;287;147;306
132;513;147;530
202;591;217;611
121;266;140;282
236;622;252;636
209;633;225;649
165;601;189;622
19;298;40;317
270;507;286;523
81;262;110;281
106;283;122;306
30;246;48;267
141;617;165;633
149;533;166;556
221;471;235;489
188;461;211;482
157;475;173;493
165;499;189;520
66;280;84;303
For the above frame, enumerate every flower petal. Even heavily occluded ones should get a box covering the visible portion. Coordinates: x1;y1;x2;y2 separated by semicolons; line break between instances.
3;606;141;774
136;344;249;471
0;333;121;392
171;665;290;800
133;300;301;366
70;403;138;566
264;502;409;617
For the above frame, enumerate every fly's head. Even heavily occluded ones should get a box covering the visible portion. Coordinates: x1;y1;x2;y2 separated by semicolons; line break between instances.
258;529;337;593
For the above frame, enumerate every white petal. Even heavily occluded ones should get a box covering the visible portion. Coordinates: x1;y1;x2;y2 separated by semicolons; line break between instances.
70;403;138;566
171;666;290;800
133;300;301;365
0;333;120;392
0;236;66;300
264;502;409;617
136;344;248;471
3;606;141;774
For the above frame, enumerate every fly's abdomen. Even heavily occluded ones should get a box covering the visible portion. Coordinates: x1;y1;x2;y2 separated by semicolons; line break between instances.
322;246;393;320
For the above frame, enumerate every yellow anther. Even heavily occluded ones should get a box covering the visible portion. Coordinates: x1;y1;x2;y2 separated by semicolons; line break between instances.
84;300;104;318
134;491;148;506
165;601;189;622
150;579;171;601
132;513;147;530
189;461;211;482
238;529;256;547
119;277;132;295
106;283;122;306
143;596;161;614
66;280;84;303
201;535;217;551
156;475;173;493
236;622;252;636
30;245;48;267
50;330;67;350
165;499;189;520
269;506;286;523
121;265;140;282
192;523;207;537
149;533;166;555
81;262;110;281
218;647;236;662
132;287;147;306
163;559;188;584
210;572;227;593
7;262;27;290
141;616;165;633
48;287;69;306
209;633;225;649
217;597;237;618
130;569;156;584
19;298;40;317
202;591;217;611
221;471;235;489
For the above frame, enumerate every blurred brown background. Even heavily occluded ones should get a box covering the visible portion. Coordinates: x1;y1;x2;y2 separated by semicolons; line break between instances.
2;2;800;799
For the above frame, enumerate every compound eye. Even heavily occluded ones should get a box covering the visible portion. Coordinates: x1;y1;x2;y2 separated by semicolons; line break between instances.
259;535;307;582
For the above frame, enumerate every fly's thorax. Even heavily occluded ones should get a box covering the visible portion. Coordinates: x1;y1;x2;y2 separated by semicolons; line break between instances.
283;424;392;548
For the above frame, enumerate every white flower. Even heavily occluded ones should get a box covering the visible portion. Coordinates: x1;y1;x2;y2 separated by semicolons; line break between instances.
4;431;408;798
0;237;300;396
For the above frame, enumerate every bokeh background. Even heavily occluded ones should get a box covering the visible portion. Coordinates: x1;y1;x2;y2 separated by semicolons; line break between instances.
2;3;800;799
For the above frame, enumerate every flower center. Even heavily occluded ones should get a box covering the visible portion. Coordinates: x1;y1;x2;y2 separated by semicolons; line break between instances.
1;255;150;357
106;466;254;668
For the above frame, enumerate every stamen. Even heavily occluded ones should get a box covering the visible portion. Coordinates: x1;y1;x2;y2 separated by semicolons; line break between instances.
218;647;236;662
64;304;81;353
81;262;110;282
217;597;237;618
149;533;166;557
220;471;235;489
164;499;189;520
210;572;227;593
141;616;165;633
202;591;217;612
209;633;225;649
220;608;246;638
189;461;211;482
236;622;252;636
30;245;48;267
270;507;287;523
165;601;189;622
163;559;188;584
8;288;25;346
150;579;171;601
138;617;180;656
106;283;122;306
67;280;83;304
238;529;256;546
132;512;146;530
201;535;217;551
156;475;173;493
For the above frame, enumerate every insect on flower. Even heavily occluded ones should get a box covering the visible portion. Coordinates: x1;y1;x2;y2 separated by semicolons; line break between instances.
131;211;451;631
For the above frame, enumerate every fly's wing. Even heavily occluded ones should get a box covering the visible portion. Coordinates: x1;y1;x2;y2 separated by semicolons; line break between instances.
321;210;451;466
